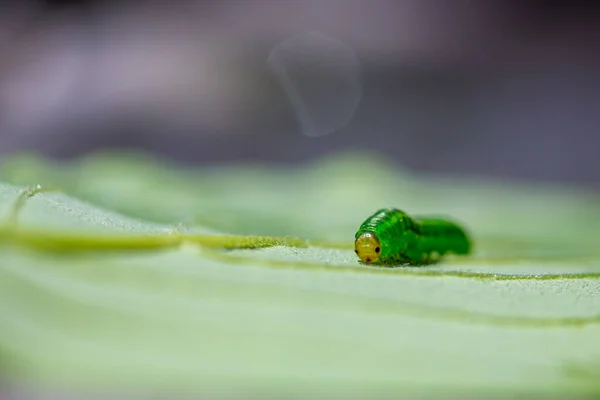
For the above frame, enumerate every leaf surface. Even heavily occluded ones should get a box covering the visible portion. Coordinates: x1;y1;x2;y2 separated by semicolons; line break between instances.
0;152;599;397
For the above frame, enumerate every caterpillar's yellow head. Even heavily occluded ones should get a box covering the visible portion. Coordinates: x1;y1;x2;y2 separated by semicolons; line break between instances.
354;232;381;263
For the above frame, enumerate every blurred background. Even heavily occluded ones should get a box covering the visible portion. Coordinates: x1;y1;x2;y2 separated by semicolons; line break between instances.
1;0;599;185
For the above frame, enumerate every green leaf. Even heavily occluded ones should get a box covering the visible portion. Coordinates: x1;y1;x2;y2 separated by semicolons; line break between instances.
0;152;599;397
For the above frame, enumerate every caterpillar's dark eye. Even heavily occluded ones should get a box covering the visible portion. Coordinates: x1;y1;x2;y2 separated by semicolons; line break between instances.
354;249;358;254
375;247;380;253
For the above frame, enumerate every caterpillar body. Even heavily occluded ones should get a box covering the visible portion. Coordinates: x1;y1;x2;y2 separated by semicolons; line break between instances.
354;208;471;266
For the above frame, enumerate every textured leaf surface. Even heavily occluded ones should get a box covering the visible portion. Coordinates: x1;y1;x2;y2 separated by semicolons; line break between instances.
0;152;599;397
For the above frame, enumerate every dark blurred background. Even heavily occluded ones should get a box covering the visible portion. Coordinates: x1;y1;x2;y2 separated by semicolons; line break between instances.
1;0;599;185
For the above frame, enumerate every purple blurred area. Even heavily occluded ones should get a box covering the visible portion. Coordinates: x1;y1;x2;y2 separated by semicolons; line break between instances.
1;0;599;184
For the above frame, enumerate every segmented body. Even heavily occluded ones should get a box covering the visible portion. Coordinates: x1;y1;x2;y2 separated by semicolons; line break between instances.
354;208;471;265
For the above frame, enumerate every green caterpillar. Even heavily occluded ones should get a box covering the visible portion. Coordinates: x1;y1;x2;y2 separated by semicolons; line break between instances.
354;208;471;266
